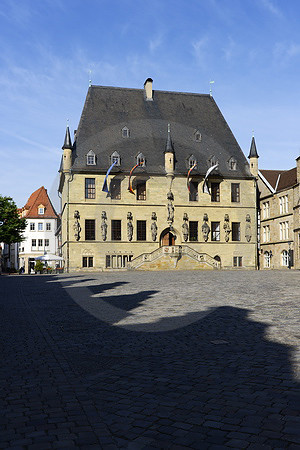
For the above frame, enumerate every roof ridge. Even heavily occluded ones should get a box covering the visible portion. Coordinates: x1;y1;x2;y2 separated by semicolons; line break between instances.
89;85;211;97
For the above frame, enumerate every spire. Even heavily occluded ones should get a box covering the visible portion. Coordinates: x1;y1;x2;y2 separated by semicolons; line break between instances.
248;136;259;159
62;126;72;150
164;123;174;153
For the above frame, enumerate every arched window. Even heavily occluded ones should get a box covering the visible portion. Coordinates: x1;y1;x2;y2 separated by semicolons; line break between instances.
264;251;270;268
228;157;237;170
122;126;130;138
281;250;289;267
136;152;146;167
194;130;201;142
86;150;96;165
111;151;120;166
188;155;197;168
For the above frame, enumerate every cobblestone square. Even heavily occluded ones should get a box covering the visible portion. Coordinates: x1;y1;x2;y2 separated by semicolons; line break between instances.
1;270;299;449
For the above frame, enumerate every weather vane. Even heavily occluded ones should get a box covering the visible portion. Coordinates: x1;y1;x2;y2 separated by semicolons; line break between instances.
209;80;215;96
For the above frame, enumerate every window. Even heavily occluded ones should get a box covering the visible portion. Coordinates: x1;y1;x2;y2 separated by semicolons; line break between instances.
228;157;237;170
31;239;36;247
264;252;270;268
83;256;93;267
262;225;270;243
232;222;240;241
86;150;96;165
44;239;49;247
279;221;289;240
233;256;243;267
195;130;201;142
211;183;220;202
85;178;95;199
188;155;197;168
111;220;121;240
110;179;121;200
189;181;198;201
208;155;218;167
281;250;289;267
279;195;288;214
111;151;120;166
136;152;146;167
122;126;129;138
38;207;44;215
46;223;51;231
85;219;95;240
30;222;35;231
38;223;43;231
137;181;146;200
137;220;146;241
38;239;43;247
231;183;240;203
263;201;270;219
106;254;132;269
211;222;220;241
189;221;198;241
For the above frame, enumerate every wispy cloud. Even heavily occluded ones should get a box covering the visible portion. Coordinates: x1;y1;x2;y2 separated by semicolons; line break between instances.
222;37;237;62
261;0;282;18
273;41;300;66
149;33;163;53
192;37;209;67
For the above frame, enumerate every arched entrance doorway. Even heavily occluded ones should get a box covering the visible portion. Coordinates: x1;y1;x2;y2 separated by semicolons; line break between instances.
160;228;176;246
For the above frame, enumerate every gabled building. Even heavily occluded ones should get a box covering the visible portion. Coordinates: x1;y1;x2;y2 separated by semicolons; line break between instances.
19;187;59;273
258;153;300;270
58;79;258;271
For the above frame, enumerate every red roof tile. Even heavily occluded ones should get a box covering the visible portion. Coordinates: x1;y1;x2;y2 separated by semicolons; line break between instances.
260;167;297;192
23;187;58;219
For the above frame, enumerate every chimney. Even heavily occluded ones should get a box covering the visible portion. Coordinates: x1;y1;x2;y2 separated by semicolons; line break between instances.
296;156;300;184
144;78;153;101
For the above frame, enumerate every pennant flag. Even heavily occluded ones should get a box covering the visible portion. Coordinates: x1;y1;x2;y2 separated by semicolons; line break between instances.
187;163;197;192
102;160;117;193
128;162;142;194
202;163;219;194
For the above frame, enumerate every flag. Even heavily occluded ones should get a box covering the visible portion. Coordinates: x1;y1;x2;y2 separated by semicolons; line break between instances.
202;163;219;194
102;160;117;193
128;162;142;194
187;163;197;192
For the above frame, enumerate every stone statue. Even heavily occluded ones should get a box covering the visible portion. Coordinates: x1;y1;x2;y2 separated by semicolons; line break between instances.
245;214;252;242
202;213;210;242
167;191;174;225
223;214;231;242
73;210;81;241
101;211;107;241
127;212;133;241
151;212;158;241
182;213;189;242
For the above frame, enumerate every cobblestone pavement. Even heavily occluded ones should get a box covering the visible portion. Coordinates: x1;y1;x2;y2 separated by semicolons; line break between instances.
1;270;300;449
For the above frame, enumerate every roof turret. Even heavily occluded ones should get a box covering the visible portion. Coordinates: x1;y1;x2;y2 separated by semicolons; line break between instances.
248;136;259;158
164;123;174;153
62;126;73;150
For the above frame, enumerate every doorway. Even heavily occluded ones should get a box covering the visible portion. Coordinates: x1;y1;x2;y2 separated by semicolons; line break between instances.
160;228;176;246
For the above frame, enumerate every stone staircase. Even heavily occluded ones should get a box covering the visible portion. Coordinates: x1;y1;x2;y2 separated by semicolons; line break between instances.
128;245;220;270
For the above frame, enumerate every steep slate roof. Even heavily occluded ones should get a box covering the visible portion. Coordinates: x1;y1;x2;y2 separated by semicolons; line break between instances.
260;168;297;192
71;84;252;179
248;136;259;158
23;186;58;219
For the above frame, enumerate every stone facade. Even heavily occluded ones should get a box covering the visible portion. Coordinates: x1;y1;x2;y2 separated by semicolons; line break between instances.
258;158;300;270
59;80;257;271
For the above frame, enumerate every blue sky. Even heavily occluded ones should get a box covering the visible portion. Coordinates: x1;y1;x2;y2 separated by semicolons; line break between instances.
1;0;300;210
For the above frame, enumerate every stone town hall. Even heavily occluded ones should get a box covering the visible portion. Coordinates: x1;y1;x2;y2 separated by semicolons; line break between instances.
58;79;258;271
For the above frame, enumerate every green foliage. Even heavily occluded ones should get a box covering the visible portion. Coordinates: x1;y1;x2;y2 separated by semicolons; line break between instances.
34;261;44;272
0;196;27;244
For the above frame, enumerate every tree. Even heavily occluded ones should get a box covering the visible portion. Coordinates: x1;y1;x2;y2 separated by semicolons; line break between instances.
0;196;27;245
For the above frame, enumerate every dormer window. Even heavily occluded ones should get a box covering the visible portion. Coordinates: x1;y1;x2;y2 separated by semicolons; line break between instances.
208;155;218;167
228;157;237;170
188;155;197;168
137;152;146;167
194;130;202;142
38;206;45;215
86;150;96;165
122;126;130;138
111;151;120;166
